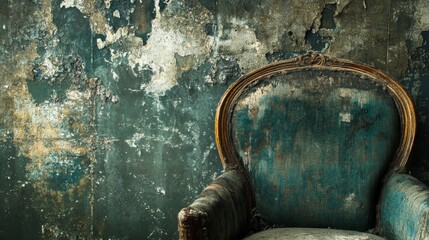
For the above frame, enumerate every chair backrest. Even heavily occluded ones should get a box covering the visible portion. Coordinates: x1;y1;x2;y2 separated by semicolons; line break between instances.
215;54;415;232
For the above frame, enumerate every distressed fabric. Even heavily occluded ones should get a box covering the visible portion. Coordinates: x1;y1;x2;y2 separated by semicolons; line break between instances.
232;69;400;231
178;170;252;240
379;173;429;240
243;228;384;240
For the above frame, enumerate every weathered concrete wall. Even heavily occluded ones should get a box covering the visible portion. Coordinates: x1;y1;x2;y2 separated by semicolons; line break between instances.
0;0;427;239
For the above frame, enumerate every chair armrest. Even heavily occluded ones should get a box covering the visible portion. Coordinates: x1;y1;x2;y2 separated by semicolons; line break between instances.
379;173;429;239
178;170;252;240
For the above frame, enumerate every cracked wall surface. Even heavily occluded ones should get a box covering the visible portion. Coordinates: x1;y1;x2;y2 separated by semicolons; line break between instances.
0;0;428;239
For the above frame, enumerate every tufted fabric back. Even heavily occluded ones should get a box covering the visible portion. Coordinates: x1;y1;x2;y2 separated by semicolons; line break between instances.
215;55;415;232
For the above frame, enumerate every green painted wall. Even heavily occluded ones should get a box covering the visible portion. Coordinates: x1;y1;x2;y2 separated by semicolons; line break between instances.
0;0;427;239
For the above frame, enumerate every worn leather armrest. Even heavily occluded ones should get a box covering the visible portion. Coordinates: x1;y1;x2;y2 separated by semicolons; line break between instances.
379;173;429;240
178;170;252;240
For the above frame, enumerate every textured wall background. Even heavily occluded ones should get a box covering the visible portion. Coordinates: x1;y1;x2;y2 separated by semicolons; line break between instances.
0;0;427;239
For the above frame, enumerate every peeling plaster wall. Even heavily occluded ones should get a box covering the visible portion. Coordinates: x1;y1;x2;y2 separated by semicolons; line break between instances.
0;0;428;239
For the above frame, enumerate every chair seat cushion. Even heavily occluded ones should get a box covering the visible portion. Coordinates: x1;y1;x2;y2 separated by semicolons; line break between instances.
243;228;384;239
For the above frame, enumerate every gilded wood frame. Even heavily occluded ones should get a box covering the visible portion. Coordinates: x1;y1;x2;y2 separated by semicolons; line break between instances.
215;53;416;174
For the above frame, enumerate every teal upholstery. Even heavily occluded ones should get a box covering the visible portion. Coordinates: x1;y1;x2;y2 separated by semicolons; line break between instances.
178;55;422;240
379;173;429;239
232;69;400;231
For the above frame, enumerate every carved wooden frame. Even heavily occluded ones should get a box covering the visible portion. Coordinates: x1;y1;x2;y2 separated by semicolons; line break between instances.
215;53;416;175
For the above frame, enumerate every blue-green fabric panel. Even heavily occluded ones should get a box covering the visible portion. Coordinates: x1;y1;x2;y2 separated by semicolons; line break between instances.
380;173;429;239
231;70;400;231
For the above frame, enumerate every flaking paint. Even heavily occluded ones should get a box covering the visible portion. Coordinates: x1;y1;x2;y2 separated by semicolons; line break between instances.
0;0;428;239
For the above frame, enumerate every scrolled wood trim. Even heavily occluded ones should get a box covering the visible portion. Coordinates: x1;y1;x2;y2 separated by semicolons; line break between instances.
214;53;416;174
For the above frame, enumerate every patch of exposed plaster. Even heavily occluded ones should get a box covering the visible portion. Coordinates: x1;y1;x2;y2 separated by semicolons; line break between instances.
39;57;60;79
113;10;121;18
213;17;267;72
104;0;111;9
105;27;129;47
339;112;352;123
58;0;214;96
118;0;214;95
60;0;85;11
96;38;106;49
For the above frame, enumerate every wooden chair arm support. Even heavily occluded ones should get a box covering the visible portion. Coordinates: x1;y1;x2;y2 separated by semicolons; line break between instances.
379;173;429;240
178;170;252;240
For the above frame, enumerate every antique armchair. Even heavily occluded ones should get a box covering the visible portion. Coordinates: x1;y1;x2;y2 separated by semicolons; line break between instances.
178;54;429;239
